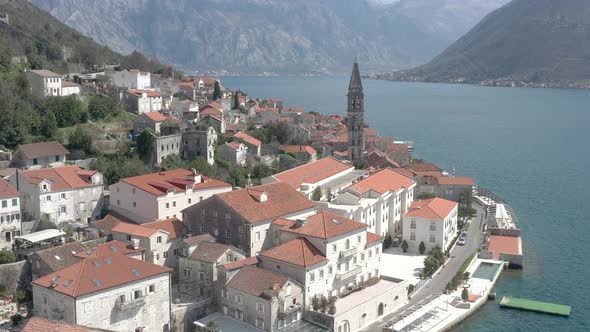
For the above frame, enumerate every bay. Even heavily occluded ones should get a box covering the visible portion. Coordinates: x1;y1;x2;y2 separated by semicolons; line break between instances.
222;76;590;331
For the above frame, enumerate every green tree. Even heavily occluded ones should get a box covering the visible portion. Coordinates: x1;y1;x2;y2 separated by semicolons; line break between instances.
407;284;415;299
383;235;392;249
311;295;320;311
0;250;16;264
401;240;409;253
319;295;329;313
327;296;337;315
92;154;149;185
196;320;220;332
461;287;469;301
312;186;322;201
187;157;214;177
68;126;93;154
88;95;121;120
251;164;273;179
267;121;292;144
40;110;58;140
160;154;185;171
212;81;221;100
232;91;240;109
136;128;155;161
10;313;23;325
44;96;87;128
419;241;426;255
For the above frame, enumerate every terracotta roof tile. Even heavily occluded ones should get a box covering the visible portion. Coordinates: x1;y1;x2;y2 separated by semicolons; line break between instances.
22;316;113;332
120;169;230;197
405;198;457;220
488;235;522;259
348;168;413;195
182;233;215;247
142;111;167;122
31;242;86;274
222;256;259;271
17;141;69;159
260;238;326;267
435;176;474;186
91;212;136;233
271;157;352;189
279;145;317;156
227;265;290;298
19;166;97;191
33;254;171;298
190;242;234;263
127;89;162;97
366;232;383;247
28;69;60;77
143;217;187;239
225;141;244;150
283;212;366;239
272;218;297;228
74;240;145;259
207;182;316;224
0;178;19;199
111;221;159;238
232;132;262;147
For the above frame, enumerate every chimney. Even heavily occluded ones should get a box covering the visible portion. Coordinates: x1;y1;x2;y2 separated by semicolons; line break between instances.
132;239;140;250
191;168;201;183
296;219;307;228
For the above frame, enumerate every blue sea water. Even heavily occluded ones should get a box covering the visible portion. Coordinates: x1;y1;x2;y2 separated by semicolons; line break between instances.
223;76;590;331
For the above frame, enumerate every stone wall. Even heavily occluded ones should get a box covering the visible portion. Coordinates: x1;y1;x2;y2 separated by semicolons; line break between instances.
0;260;28;292
489;227;521;237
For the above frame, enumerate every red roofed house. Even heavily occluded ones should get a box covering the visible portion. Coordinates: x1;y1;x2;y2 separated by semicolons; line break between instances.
0;178;21;249
230;131;262;156
486;233;523;268
317;168;416;237
279;145;317;163
109;169;231;223
217;141;248;166
32;253;172;332
220;265;304;330
403;198;458;253
256;211;407;330
262;157;367;201
421;175;475;204
25;69;62;99
132;111;168;136
183;182;317;256
11;141;69;169
124;89;163;114
21;316;115;332
92;212;187;276
10;166;104;226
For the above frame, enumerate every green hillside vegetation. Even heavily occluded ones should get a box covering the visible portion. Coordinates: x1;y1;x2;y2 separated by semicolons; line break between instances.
380;0;590;86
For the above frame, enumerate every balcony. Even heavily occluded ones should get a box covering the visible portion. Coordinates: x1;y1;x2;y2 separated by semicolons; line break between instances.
335;265;362;284
339;247;357;259
278;303;302;319
115;297;145;311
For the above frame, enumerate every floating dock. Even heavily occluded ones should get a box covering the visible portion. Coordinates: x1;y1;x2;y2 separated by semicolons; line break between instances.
500;296;571;317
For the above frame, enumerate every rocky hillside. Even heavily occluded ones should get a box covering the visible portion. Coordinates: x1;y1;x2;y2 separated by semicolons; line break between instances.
30;0;508;73
378;0;590;87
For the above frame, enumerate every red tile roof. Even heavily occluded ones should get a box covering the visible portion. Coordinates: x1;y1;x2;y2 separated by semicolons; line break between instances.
436;176;474;186
280;145;317;156
227;265;289;298
225;141;244;150
405;198;457;220
233;131;262;147
21;316;113;332
91;212;136;233
366;232;384;246
17;141;69;159
260;238;326;267
111;221;160;238
404;162;444;177
0;178;19;199
33;254;171;297
182;233;215;247
348;168;413;195
143;217;187;239
74;240;145;259
127;89;162;97
190;241;234;263
142;111;167;122
272;218;297;228
222;256;259;271
28;69;60;77
271;157;352;189
20;166;97;191
283;212;366;239
488;235;522;259
120;169;230;197
211;182;316;224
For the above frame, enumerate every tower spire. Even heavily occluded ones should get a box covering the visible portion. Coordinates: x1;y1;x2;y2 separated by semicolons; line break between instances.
347;61;365;162
349;60;363;90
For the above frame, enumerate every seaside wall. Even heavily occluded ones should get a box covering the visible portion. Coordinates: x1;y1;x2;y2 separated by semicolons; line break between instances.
489;228;521;237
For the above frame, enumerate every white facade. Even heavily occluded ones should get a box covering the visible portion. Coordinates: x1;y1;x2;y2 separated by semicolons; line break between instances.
32;273;170;332
403;205;458;253
25;70;62;99
125;91;163;115
111;229;180;269
61;83;81;96
10;170;104;226
109;174;231;223
0;193;21;250
218;143;248;166
110;70;151;89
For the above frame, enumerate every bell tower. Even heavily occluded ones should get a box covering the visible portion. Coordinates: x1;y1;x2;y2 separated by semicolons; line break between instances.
347;61;365;161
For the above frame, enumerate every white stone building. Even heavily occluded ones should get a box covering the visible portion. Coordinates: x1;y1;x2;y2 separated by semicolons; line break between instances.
11;141;69;169
10;166;105;226
109;169;231;223
217;142;248;166
124;89;163;115
109;69;151;89
25;69;61;99
132;111;168;136
317;168;416;237
61;81;81;96
32;253;172;332
0;179;21;249
403;198;459;253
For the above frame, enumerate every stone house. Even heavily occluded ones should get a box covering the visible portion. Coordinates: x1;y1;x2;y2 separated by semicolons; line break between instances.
0;179;21;249
403;198;458;253
124;89;163;115
217;142;248;166
230;132;262;156
132;111;168;136
25;69;62;99
11;141;69;169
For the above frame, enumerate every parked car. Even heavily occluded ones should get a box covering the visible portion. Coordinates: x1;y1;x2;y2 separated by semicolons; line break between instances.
457;233;467;245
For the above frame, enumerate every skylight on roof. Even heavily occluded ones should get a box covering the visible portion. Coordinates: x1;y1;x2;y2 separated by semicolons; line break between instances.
109;245;118;252
131;269;141;277
104;258;112;264
92;278;102;287
54;255;62;260
332;218;342;225
63;279;73;287
93;261;101;267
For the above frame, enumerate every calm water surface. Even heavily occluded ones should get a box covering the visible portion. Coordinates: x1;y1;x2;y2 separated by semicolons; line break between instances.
223;76;590;331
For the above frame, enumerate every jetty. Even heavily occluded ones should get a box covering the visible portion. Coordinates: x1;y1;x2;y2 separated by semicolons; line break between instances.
500;296;571;317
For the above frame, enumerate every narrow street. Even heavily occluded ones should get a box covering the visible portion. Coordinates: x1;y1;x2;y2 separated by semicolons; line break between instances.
360;202;487;331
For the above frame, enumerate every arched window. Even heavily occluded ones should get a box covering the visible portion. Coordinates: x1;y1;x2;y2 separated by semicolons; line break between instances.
345;239;350;250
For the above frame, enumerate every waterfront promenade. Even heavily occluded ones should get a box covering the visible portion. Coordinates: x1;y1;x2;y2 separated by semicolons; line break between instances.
360;202;487;331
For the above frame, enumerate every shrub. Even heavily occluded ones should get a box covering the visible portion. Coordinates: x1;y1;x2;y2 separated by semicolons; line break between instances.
0;250;16;264
319;296;329;313
461;287;469;301
10;313;23;325
311;295;320;311
312;186;322;201
383;235;392;249
401;240;408;253
327;296;337;315
407;284;415;299
419;241;426;254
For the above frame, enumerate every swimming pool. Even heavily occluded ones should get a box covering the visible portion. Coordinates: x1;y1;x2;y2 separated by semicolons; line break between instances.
472;262;502;281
